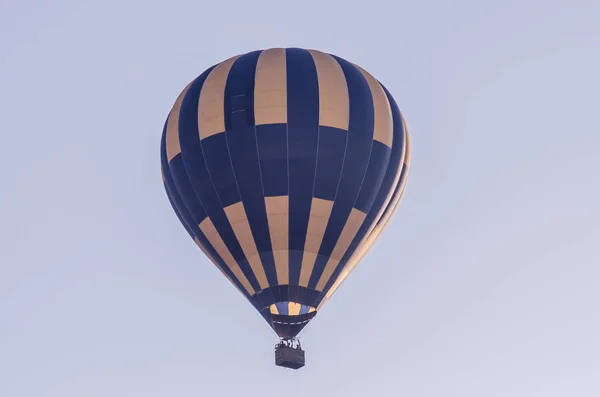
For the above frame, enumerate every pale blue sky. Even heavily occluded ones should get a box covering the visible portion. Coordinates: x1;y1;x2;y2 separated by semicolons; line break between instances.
1;0;599;396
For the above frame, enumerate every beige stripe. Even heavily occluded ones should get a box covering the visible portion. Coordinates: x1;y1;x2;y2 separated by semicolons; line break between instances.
401;115;411;165
315;208;367;291
166;82;193;162
224;202;269;289
308;49;349;130
255;48;287;125
198;55;240;140
321;124;411;307
265;196;289;284
354;64;394;148
198;218;255;295
288;302;302;316
269;303;279;315
298;198;334;287
330;209;368;261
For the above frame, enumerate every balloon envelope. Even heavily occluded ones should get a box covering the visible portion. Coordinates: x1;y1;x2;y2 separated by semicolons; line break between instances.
160;48;410;338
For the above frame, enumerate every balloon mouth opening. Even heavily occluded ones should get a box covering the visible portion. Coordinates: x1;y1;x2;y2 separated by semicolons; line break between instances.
265;302;317;338
269;302;316;316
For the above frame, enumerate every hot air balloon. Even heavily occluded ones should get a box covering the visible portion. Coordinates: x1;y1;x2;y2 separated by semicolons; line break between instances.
160;47;411;369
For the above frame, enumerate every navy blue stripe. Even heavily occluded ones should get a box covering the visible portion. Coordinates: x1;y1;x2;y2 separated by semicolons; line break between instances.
354;142;392;212
223;51;279;287
161;121;195;240
376;161;407;228
168;156;208;223
285;48;320;287
308;57;375;289
256;124;288;197
321;84;406;294
313;126;347;200
201;134;241;207
275;284;287;302
224;51;260;130
164;183;194;239
177;68;262;293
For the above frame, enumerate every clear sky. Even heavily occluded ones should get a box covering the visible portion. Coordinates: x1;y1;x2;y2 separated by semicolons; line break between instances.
1;0;599;396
